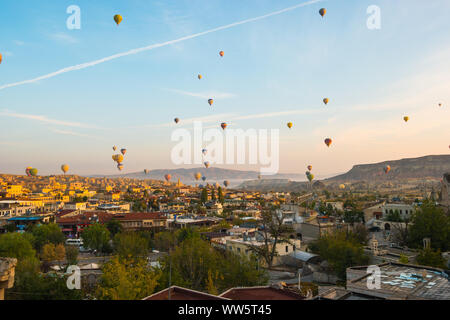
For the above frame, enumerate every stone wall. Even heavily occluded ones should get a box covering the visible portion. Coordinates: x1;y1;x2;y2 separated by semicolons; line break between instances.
0;258;17;300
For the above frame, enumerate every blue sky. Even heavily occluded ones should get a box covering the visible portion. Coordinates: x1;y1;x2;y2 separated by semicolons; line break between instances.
0;0;449;176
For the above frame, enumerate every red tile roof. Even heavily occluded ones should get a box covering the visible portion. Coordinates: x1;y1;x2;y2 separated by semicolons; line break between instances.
143;286;228;300
219;287;305;300
56;211;115;225
114;212;166;221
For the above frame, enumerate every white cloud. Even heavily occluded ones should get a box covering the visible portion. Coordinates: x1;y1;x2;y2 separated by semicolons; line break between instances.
167;89;237;100
0;110;98;128
50;32;79;44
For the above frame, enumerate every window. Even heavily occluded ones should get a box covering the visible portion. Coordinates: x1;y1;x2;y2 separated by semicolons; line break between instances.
286;246;289;253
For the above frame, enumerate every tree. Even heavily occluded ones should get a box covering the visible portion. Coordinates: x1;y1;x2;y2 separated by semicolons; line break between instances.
31;223;65;252
106;219;123;237
201;188;208;204
81;223;111;254
385;210;402;222
0;233;36;261
41;243;57;262
309;230;369;280
65;246;79;265
218;187;225;204
157;237;267;293
408;202;450;251
113;232;149;259
55;244;66;262
416;248;447;269
352;224;370;245
398;254;409;264
247;210;294;268
96;256;160;300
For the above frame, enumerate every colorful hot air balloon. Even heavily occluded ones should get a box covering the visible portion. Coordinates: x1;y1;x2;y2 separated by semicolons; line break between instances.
306;172;314;182
384;165;391;174
165;174;172;182
121;149;127;156
115;154;124;164
0;53;2;64
258;175;262;180
61;164;69;175
113;146;117;151
204;162;210;169
438;103;442;107
195;173;202;181
30;168;38;177
202;149;208;156
287;122;293;129
117;164;124;171
224;180;230;187
114;14;123;25
144;169;149;175
174;118;180;124
325;138;332;147
219;51;225;57
307;165;313;171
202;176;207;182
319;8;326;17
25;167;32;177
403;116;409;122
323;98;329;105
208;99;214;106
198;74;202;80
221;123;227;130
339;184;346;190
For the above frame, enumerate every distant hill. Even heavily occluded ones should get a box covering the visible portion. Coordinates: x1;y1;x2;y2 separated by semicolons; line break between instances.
238;155;450;192
326;155;450;182
92;168;304;187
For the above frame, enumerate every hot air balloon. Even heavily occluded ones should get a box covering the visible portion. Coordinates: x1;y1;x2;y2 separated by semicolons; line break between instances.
384;165;391;174
198;74;202;80
224;180;230;187
439;103;442;107
208;99;214;106
258;175;262;180
306;172;314;182
115;154;124;164
61;164;69;175
114;14;123;25
117;164;124;171
202;176;207;182
144;169;149;175
219;51;224;57
121;149;127;156
287;122;293;129
319;8;326;17
202;149;208;156
0;53;2;64
221;123;227;130
195;173;202;181
307;165;313;171
25;167;32;177
199;184;204;189
174;118;180;124
165;174;172;182
339;184;346;190
325;138;332;147
403;116;409;122
113;146;117;151
29;168;38;177
323;98;329;105
204;162;210;169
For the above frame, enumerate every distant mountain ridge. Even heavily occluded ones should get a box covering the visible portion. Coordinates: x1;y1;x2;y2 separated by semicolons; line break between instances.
326;155;450;182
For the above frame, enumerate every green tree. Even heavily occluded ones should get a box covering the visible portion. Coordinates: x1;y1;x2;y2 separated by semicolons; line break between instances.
201;188;208;204
96;256;160;300
113;232;149;259
31;223;65;252
81;223;111;254
309;230;370;280
398;254;409;264
416;248;447;269
65;246;79;265
106;219;123;237
0;233;36;261
218;187;225;204
408;202;450;251
41;243;57;262
158;237;267;293
385;210;402;222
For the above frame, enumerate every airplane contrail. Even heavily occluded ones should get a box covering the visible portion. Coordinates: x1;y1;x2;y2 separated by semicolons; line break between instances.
0;0;323;91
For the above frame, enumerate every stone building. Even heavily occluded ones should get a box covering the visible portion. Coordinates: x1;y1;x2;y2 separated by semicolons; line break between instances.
440;173;450;209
